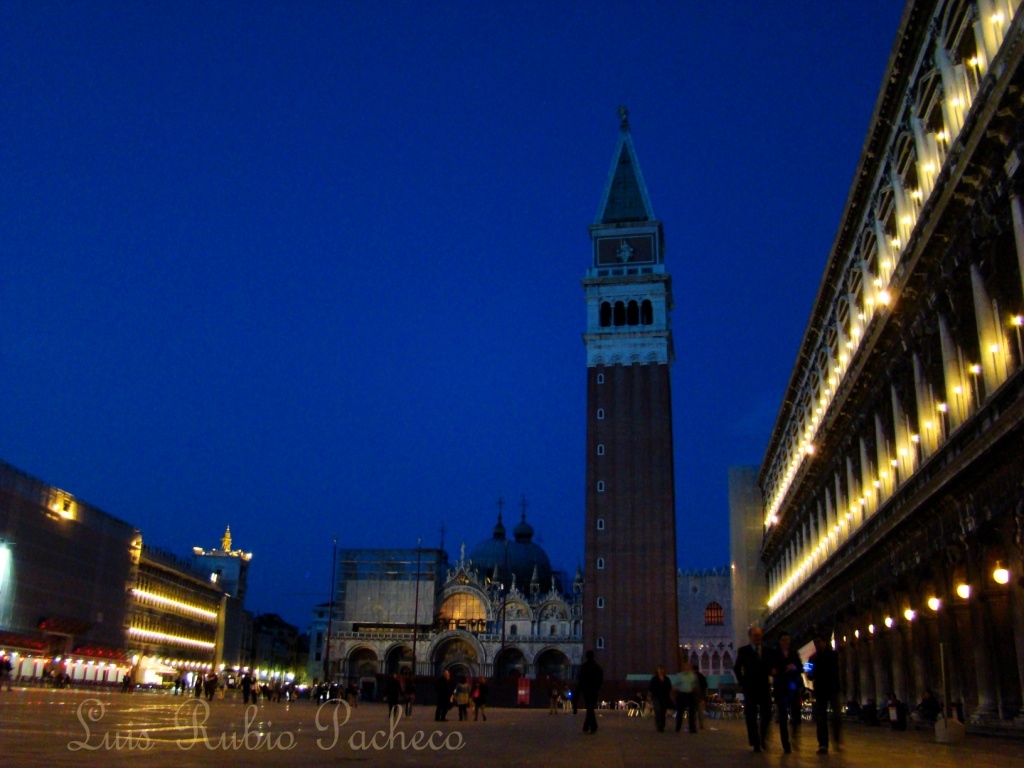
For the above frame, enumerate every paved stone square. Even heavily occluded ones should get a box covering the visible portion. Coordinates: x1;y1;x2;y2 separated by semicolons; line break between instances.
1;687;1021;767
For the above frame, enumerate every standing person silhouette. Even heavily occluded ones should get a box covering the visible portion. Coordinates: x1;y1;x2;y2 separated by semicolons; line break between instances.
734;626;772;752
577;650;604;734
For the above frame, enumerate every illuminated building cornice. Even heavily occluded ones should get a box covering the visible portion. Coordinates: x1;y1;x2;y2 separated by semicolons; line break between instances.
759;0;1024;611
131;588;218;622
127;626;215;651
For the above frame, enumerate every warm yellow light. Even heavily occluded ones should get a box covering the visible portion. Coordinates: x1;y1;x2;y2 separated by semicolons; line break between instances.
993;564;1010;585
873;480;881;488
854;629;860;639
806;445;815;455
873;278;883;287
899;448;908;456
992;12;1004;24
868;624;875;634
891;459;899;467
924;163;935;173
937;403;948;412
866;298;875;306
904;609;916;621
901;216;912;225
911;190;923;200
884;617;894;628
131;589;218;622
951;98;961;108
845;340;854;349
969;57;979;67
1013;316;1024;327
969;364;981;374
936;131;948;142
877;291;891;305
956;583;971;599
927;597;940;611
911;434;920;443
989;344;999;354
924;421;934;429
954;386;963;394
839;354;849;363
890;239;900;249
128;627;215;650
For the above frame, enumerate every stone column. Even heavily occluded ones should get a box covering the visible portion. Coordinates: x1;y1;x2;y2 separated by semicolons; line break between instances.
844;629;859;705
966;544;999;720
938;314;967;428
875;414;893;502
891;622;909;704
913;354;938;458
1008;543;1024;718
970;263;1003;396
858;627;876;706
1011;193;1024;299
859;436;875;520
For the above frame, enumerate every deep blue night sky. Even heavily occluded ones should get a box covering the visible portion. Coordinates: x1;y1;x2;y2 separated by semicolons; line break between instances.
1;1;905;629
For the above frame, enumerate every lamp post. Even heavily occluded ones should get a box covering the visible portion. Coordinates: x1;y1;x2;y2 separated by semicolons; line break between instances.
412;539;422;678
1012;316;1023;367
968;364;982;407
324;537;337;684
499;537;509;681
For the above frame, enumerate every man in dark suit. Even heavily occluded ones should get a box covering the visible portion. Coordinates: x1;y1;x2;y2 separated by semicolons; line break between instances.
734;625;772;752
770;630;803;753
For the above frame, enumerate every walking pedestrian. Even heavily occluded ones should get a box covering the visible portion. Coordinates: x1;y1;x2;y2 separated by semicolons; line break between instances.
734;625;772;752
771;630;803;753
577;650;603;735
649;665;673;732
807;633;841;754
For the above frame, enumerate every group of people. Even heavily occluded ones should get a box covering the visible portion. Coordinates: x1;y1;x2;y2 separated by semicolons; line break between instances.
734;626;840;755
431;670;490;722
648;660;708;733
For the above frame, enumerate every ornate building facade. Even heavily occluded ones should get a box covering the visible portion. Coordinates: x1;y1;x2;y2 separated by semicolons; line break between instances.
677;568;735;687
583;110;679;688
324;507;583;698
754;0;1024;729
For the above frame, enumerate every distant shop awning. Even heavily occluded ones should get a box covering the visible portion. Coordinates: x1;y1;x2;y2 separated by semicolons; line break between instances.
38;615;92;635
0;630;47;652
73;643;128;661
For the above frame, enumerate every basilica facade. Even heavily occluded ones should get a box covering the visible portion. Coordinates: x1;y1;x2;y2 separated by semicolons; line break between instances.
322;507;583;697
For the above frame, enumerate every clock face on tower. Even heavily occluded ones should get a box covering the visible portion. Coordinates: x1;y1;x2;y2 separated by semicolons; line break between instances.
595;234;656;267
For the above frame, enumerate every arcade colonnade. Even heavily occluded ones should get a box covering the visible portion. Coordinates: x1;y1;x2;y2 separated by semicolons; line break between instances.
757;0;1024;727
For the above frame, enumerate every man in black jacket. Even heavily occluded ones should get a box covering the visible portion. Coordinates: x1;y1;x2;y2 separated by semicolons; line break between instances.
577;650;604;734
808;633;841;754
433;669;454;722
771;630;803;753
649;664;673;732
734;625;772;752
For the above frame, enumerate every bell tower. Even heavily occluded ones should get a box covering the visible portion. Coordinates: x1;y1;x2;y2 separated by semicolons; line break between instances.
583;108;679;685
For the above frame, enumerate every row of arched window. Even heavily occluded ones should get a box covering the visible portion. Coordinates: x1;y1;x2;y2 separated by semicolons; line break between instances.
599;299;653;327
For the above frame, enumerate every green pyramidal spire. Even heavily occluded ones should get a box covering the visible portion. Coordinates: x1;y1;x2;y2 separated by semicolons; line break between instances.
594;106;655;225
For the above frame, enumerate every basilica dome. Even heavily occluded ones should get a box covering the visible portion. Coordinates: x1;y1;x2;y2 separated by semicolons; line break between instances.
468;511;554;593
